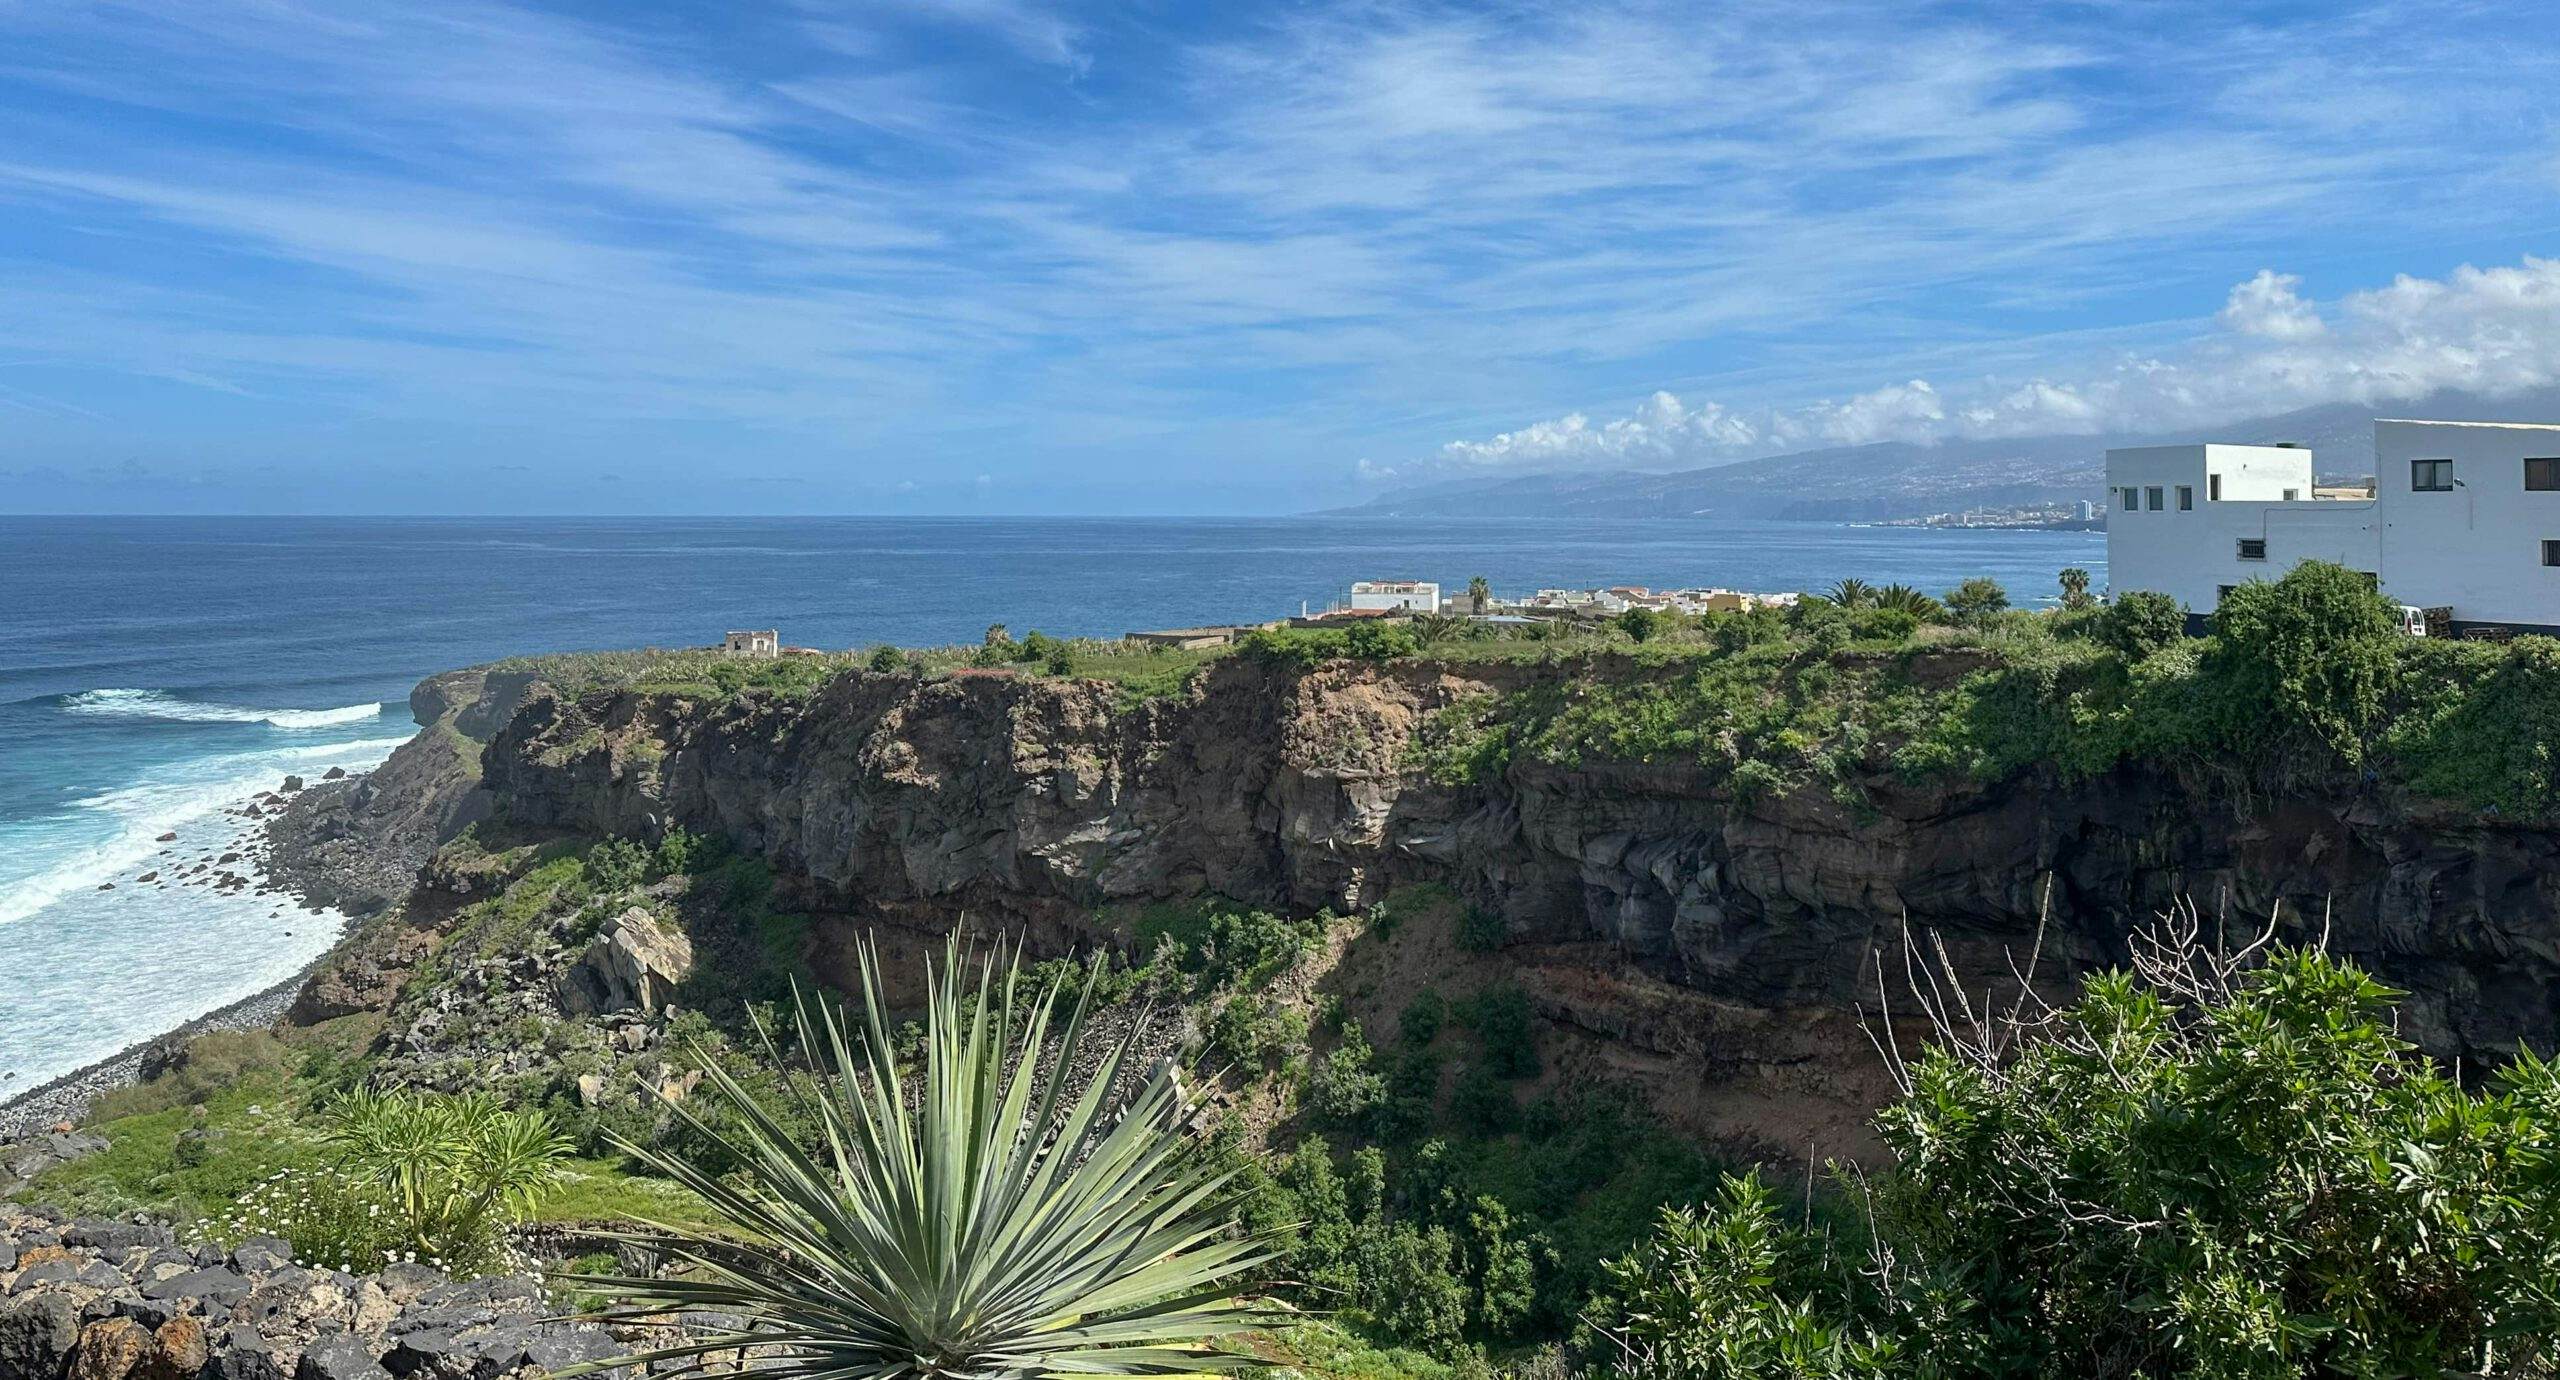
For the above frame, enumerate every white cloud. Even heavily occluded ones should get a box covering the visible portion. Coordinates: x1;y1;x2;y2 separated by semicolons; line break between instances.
2219;269;2326;340
1410;256;2560;480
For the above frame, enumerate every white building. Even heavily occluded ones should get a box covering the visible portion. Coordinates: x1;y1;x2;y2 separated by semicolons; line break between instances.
722;629;779;657
1349;580;1441;613
2104;419;2560;633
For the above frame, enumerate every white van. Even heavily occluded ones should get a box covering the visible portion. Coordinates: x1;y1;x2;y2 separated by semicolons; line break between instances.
2395;605;2429;638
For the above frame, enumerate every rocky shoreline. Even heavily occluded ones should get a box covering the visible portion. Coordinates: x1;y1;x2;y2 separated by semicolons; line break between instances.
0;768;397;1142
0;979;306;1143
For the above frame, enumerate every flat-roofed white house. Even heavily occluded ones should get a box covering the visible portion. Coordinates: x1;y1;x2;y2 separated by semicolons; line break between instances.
2105;419;2560;635
1349;580;1441;613
722;629;779;657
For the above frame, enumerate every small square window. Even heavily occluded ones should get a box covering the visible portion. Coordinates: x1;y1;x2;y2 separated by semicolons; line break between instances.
2282;488;2300;501
2145;486;2164;511
2237;538;2268;560
2528;458;2560;491
2177;486;2193;510
2544;540;2560;568
2413;458;2454;492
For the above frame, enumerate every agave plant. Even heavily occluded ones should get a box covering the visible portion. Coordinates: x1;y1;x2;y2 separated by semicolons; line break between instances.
569;939;1287;1378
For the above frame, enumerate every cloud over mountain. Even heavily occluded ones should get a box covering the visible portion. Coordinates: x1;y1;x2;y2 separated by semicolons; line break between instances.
1398;256;2560;484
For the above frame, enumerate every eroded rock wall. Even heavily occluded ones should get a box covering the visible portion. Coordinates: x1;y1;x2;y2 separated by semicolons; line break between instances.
469;656;2560;1071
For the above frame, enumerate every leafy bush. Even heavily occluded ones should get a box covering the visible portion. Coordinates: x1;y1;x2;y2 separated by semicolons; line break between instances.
1454;904;1507;953
2092;589;2185;658
2200;560;2401;764
1941;577;2009;625
1617;607;1667;642
1310;1022;1389;1128
1584;933;2560;1378
1458;986;1539;1079
2390;635;2560;815
867;644;906;673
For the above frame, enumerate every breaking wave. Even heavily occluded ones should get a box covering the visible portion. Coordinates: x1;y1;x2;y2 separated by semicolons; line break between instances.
59;689;384;730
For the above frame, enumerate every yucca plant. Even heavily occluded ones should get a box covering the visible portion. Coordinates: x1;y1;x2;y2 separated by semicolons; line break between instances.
323;1087;571;1272
568;938;1289;1378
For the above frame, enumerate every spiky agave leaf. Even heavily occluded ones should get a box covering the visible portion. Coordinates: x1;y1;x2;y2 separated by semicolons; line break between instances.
563;936;1290;1379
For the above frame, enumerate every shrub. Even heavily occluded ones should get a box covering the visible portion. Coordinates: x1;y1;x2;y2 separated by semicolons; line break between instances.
1585;929;2560;1377
1459;986;1538;1079
2094;589;2186;659
867;644;906;673
1309;1022;1389;1127
1617;607;1666;643
1454;905;1507;953
1942;577;2009;625
1345;620;1420;661
2200;559;2401;763
1400;989;1447;1046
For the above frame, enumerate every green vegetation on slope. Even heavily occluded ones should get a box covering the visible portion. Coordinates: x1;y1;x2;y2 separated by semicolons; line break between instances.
1581;938;2560;1379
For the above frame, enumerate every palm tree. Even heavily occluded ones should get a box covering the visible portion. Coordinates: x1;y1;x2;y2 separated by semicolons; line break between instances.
1466;576;1492;615
2058;567;2094;609
570;939;1286;1379
1825;577;1874;608
1872;583;1945;621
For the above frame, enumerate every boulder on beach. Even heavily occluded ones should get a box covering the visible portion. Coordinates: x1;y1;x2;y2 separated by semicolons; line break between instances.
136;871;157;884
154;831;177;843
280;775;304;792
322;766;347;780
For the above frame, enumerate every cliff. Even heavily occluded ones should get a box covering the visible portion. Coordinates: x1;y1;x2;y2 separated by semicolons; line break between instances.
407;653;2560;1148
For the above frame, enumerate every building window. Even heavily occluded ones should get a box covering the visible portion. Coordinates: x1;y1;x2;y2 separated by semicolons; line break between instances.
2177;486;2193;510
2237;538;2268;560
2217;585;2236;602
2120;486;2140;511
2545;540;2560;568
2209;474;2222;501
2528;458;2560;491
2145;486;2164;511
2412;458;2454;492
2282;488;2300;501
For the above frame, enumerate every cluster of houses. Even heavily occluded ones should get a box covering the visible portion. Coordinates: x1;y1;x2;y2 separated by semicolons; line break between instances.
1116;579;1800;649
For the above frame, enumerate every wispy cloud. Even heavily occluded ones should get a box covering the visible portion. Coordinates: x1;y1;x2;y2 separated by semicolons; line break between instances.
0;0;2554;511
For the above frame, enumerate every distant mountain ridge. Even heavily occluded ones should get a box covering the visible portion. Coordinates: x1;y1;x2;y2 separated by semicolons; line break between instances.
1322;388;2560;521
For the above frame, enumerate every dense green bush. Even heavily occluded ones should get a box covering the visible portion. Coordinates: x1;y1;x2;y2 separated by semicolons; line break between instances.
2199;561;2402;765
1584;940;2560;1379
1942;577;2009;625
2092;589;2185;659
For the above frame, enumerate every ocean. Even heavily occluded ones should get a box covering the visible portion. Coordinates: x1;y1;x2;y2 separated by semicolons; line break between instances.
0;515;2103;1091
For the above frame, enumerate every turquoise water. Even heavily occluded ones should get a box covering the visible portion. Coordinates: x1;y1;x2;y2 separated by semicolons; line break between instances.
0;515;2103;1087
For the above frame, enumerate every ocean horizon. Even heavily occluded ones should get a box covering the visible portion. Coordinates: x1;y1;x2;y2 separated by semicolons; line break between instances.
0;514;2102;1091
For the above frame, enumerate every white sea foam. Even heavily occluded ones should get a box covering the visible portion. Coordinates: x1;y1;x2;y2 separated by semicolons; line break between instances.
0;735;409;930
60;688;384;730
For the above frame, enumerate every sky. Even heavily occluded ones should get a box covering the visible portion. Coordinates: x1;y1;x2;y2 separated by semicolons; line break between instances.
2;0;2558;515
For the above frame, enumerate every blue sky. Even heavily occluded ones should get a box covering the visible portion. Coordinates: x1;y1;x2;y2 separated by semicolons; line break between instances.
2;0;2557;514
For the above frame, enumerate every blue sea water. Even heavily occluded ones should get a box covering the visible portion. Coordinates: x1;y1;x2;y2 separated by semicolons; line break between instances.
0;515;2102;1089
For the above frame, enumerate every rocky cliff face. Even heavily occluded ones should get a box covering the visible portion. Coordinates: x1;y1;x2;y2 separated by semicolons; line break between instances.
447;656;2560;1144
